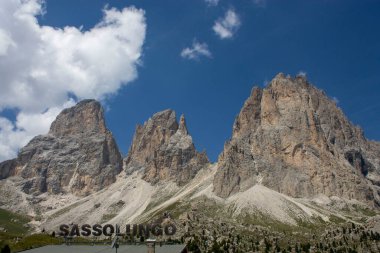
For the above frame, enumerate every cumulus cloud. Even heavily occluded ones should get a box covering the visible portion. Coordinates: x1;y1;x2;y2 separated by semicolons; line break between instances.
213;9;241;39
205;0;220;7
0;100;75;161
297;71;307;77
0;30;16;56
0;0;146;162
181;40;212;60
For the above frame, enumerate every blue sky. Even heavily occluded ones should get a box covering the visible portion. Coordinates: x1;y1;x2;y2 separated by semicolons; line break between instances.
0;0;379;162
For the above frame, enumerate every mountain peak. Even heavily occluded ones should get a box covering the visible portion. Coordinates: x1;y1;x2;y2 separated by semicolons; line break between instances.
0;99;122;196
148;109;178;132
124;110;209;185
49;99;106;137
214;73;380;207
152;108;175;119
273;72;286;80
268;72;310;91
178;114;188;135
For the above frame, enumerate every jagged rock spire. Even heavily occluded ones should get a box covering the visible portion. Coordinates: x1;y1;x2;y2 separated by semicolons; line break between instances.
178;114;188;135
124;110;209;185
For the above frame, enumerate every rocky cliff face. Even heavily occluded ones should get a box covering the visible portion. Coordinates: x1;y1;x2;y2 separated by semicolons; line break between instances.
0;100;122;196
213;73;380;207
124;109;209;185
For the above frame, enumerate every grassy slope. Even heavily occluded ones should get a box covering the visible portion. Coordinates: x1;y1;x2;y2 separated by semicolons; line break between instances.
0;208;30;235
0;208;62;252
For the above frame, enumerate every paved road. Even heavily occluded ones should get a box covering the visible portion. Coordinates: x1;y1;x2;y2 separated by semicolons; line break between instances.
20;244;185;253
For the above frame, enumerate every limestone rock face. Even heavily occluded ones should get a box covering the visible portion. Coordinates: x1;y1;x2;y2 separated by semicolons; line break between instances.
213;73;380;207
124;109;209;185
0;100;122;196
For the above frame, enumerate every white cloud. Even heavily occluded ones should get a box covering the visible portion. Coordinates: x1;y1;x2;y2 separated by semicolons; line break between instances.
0;29;16;56
252;0;266;7
0;0;146;162
332;97;339;104
0;100;75;162
205;0;219;7
297;71;307;77
181;40;212;60
213;9;241;39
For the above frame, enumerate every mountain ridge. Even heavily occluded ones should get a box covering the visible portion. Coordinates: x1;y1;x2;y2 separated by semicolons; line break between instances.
1;74;380;251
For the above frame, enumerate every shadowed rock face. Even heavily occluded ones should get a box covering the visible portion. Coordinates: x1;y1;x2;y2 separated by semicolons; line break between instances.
0;99;122;196
124;109;209;185
213;73;380;207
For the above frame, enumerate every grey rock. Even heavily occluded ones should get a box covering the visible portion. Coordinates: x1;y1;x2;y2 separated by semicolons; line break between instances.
213;73;380;207
0;99;122;196
124;109;209;185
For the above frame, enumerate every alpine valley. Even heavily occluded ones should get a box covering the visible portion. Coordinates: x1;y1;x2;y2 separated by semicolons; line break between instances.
2;74;380;252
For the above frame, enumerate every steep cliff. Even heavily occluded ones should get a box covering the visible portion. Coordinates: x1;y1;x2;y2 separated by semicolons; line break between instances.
124;109;209;185
0;99;122;196
213;73;380;207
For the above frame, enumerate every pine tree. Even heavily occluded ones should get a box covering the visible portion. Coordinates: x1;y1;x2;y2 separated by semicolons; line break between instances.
0;245;10;253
